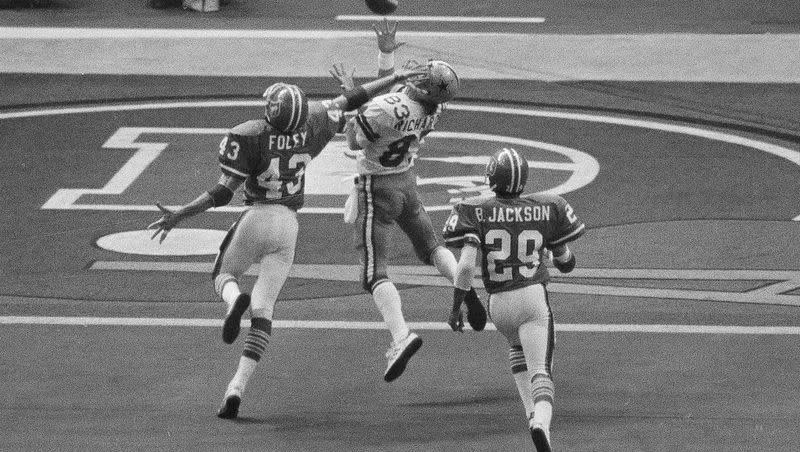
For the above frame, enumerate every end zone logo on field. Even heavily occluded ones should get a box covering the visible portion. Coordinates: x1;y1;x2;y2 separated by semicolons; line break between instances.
38;102;600;214
28;99;800;222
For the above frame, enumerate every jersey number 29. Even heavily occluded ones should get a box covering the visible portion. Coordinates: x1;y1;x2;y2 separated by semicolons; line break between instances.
485;229;544;282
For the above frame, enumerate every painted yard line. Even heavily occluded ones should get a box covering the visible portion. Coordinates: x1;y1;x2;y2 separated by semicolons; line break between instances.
90;261;800;307
1;316;798;335
335;15;546;23
0;27;531;39
90;261;800;282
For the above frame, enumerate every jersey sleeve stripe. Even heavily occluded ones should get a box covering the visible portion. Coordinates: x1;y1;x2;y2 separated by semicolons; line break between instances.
219;163;248;179
549;223;585;245
355;112;379;142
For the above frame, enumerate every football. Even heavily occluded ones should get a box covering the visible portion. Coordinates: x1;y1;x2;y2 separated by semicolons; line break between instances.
365;0;398;15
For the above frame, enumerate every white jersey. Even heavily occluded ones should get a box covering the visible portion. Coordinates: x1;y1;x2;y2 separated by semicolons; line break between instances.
352;90;442;175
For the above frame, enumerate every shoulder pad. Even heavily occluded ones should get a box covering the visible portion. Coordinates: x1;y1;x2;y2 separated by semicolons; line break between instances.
523;193;565;205
230;119;267;136
460;194;493;206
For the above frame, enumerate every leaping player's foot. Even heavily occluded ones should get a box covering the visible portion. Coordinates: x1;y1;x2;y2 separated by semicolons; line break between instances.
222;293;250;344
216;391;241;419
529;423;552;452
383;332;423;382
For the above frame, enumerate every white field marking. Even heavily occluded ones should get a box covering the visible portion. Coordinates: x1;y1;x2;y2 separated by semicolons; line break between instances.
1;316;798;335
90;261;800;307
27;100;800;218
334;16;546;24
40;123;597;213
0;27;536;39
41;127;227;210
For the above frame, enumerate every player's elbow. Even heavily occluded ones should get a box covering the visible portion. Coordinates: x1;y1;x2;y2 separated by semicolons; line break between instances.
553;253;576;273
207;184;234;207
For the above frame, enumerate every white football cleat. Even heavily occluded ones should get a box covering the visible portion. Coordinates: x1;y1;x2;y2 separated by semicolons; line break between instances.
383;332;423;382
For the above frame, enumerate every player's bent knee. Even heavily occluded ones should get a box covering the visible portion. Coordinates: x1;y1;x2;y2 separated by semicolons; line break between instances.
214;273;237;298
531;373;555;404
418;245;441;265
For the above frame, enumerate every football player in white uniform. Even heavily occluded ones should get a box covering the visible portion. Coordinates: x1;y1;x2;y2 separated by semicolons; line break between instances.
338;20;487;383
443;148;586;452
148;67;424;420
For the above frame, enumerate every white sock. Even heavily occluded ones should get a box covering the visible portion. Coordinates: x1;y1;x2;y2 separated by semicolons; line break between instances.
531;399;553;432
513;371;536;418
221;280;242;312
229;355;258;395
373;281;409;343
431;246;457;283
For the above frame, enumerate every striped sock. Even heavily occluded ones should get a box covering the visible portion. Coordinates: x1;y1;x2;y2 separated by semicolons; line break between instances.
230;318;272;393
530;373;555;430
242;317;272;362
509;346;535;416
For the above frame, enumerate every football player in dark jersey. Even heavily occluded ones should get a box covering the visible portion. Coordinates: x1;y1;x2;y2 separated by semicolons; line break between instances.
332;19;487;384
148;67;424;420
442;147;586;452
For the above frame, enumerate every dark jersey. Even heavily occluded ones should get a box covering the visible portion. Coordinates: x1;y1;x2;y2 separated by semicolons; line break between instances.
443;193;585;294
217;100;345;210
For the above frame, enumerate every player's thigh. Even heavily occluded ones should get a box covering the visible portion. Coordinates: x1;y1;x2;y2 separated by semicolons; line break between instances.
218;205;298;272
250;204;299;261
489;284;549;344
396;193;439;263
355;178;396;263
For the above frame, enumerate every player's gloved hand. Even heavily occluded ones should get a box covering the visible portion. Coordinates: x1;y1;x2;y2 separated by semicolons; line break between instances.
148;202;179;243
448;289;466;332
329;63;355;92
373;18;405;53
464;288;487;332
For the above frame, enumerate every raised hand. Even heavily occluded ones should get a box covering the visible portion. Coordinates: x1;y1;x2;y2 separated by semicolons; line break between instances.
148;202;179;244
373;18;405;53
329;63;356;91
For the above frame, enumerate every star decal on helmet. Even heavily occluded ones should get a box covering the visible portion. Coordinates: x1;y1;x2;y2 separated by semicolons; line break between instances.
437;80;450;92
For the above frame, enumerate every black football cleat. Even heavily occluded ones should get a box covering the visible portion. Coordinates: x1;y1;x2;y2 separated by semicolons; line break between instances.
530;424;552;452
222;293;250;344
216;394;241;419
464;288;487;331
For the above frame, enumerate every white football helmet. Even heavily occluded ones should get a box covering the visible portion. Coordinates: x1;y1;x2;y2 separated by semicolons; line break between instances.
405;60;460;105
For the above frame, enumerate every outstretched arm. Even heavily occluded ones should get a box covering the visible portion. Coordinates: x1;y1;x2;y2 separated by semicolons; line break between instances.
148;174;242;243
328;66;426;112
